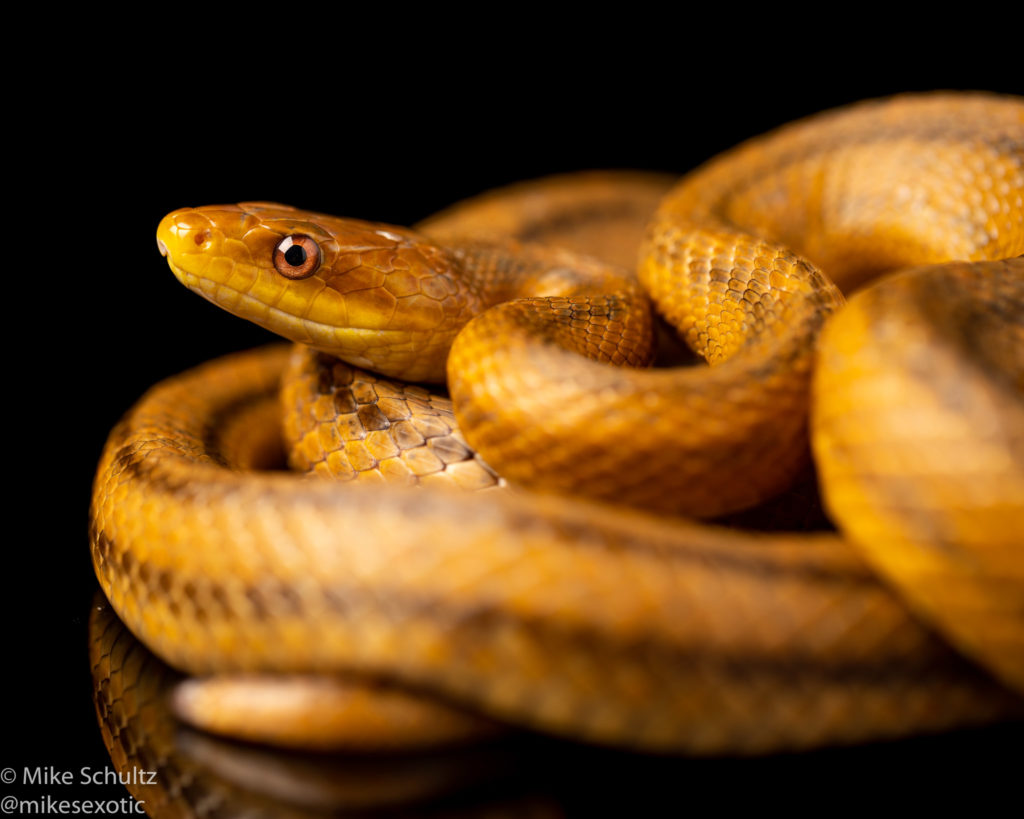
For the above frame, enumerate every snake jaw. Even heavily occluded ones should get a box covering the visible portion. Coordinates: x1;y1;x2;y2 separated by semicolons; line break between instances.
162;253;448;378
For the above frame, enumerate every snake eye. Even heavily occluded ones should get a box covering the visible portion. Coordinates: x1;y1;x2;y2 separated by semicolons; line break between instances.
273;235;321;279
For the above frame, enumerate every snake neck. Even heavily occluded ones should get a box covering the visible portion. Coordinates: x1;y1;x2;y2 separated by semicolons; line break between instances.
449;240;640;304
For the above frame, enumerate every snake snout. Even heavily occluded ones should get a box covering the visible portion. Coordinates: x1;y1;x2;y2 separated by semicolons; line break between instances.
156;209;217;261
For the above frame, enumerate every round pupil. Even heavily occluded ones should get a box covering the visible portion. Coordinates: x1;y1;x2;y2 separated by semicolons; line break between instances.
284;244;307;266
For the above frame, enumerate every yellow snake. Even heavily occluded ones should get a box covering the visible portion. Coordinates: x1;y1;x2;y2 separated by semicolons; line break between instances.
90;92;1024;755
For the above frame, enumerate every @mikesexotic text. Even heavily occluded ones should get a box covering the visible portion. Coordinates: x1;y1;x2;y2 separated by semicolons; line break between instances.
2;767;149;815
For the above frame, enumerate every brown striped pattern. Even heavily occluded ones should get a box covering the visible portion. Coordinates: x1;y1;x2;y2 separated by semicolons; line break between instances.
91;347;1023;753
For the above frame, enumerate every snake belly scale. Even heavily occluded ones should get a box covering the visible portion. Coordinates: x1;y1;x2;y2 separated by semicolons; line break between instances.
91;92;1024;754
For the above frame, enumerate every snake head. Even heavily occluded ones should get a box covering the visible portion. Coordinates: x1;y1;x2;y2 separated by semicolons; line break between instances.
156;202;484;382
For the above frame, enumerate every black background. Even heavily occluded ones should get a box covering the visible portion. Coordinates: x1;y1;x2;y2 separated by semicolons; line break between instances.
13;28;1024;814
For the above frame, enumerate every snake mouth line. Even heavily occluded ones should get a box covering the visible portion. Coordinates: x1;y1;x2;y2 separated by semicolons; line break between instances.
166;260;411;354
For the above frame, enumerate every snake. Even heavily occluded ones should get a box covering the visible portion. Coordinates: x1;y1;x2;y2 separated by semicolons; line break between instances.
90;92;1024;756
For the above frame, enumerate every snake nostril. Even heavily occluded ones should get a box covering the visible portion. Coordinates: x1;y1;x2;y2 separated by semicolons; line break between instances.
194;230;210;247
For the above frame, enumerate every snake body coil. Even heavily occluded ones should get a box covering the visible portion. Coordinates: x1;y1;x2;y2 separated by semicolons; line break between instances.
91;93;1024;754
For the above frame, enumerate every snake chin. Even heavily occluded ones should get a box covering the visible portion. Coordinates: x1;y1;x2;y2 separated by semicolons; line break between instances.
167;258;417;371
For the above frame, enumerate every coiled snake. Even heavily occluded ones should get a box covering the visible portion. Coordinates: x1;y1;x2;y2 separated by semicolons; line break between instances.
90;92;1024;755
